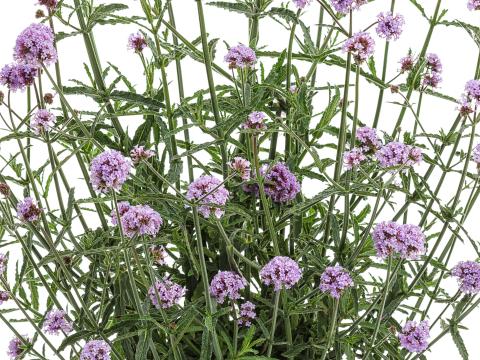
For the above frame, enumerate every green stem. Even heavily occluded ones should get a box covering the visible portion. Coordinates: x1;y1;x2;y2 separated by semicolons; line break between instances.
320;297;340;360
267;290;281;356
195;0;229;179
192;206;224;360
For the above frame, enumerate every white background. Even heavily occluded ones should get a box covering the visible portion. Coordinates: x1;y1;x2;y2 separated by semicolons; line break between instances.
1;0;480;358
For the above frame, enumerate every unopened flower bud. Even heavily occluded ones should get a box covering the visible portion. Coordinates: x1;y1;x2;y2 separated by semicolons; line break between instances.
0;183;10;197
36;9;46;18
44;93;54;104
390;85;399;93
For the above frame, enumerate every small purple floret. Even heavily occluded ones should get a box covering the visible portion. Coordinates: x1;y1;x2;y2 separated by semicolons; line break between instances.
224;44;256;69
43;309;73;335
187;175;229;218
264;163;301;203
398;320;429;353
209;271;246;304
31;109;55;135
342;32;375;63
80;340;111;360
0;63;38;92
148;278;185;309
376;12;405;41
238;301;256;327
319;265;353;298
452;261;480;294
260;256;302;291
120;204;163;238
17;197;42;222
90;150;131;193
14;23;57;66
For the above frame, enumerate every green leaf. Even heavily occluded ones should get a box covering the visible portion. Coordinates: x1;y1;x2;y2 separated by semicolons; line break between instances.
207;1;253;16
450;324;469;360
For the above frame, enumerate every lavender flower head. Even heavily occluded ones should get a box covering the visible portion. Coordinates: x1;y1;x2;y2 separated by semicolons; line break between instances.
0;291;9;305
17;197;42;222
0;253;7;276
356;126;382;152
398;320;429;353
80;340;111;360
376;142;422;169
187;175;229;218
238;301;256;327
0;63;38;92
422;72;442;88
130;145;155;164
473;143;480;165
7;337;29;359
148;278;185;309
319;265;354;298
38;0;58;9
43;309;73;335
468;0;480;10
243;111;267;131
376;12;405;41
399;54;415;73
120;204;163;238
343;148;366;170
230;157;251;181
150;245;168;265
330;0;366;14
128;32;147;53
426;53;442;73
210;271;246;304
90;150;131;193
31;109;55;135
293;0;312;9
342;32;375;63
373;221;426;260
396;224;426;260
260;256;302;291
460;80;480;114
110;201;130;225
264;163;301;203
451;261;480;294
224;44;256;69
14;23;57;66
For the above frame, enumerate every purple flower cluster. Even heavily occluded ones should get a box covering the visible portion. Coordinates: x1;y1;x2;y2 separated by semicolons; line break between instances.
343;148;366;170
376;12;405;41
398;320;429;353
150;245;168;265
230;157;251;181
399;54;415;73
468;0;480;10
80;340;111;360
375;142;422;169
0;291;9;305
0;253;6;276
342;32;375;63
330;0;366;14
422;53;442;88
260;256;302;291
130;145;155;165
38;0;58;9
43;309;73;335
14;24;57;66
473;143;480;165
319;266;353;298
210;271;246;304
187;175;229;218
356;126;382;152
128;32;147;53
90;150;131;193
264;163;301;203
17;197;42;222
110;201;130;225
458;80;480;115
243;111;267;131
293;0;312;9
31;109;55;135
119;204;163;238
372;221;426;260
238;301;256;327
224;44;257;69
0;63;38;92
7;337;29;359
451;261;480;294
148;278;185;309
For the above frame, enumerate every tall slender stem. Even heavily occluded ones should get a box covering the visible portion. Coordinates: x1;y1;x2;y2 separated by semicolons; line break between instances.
267;290;281;356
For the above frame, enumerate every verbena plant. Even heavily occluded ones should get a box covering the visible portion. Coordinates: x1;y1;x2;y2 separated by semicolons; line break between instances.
0;0;480;359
